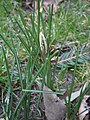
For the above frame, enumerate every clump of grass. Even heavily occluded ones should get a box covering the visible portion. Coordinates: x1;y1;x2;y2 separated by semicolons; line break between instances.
0;0;90;120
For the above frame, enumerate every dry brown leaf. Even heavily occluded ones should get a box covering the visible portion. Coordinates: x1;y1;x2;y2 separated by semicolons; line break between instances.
35;0;58;13
78;95;90;120
39;32;47;54
43;86;66;120
66;81;89;102
0;117;8;120
43;0;58;13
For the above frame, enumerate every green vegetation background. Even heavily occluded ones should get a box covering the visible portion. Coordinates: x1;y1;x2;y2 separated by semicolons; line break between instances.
0;0;12;26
